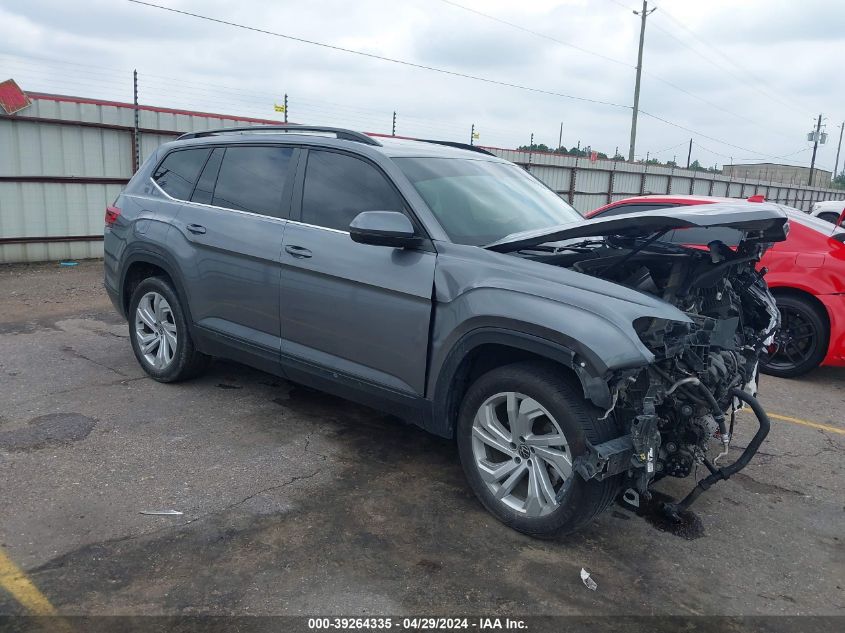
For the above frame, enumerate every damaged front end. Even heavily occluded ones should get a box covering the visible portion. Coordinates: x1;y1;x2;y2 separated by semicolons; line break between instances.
491;204;788;518
575;236;781;516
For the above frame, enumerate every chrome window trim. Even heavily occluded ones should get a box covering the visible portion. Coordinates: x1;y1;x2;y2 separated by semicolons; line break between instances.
149;178;287;223
286;220;349;235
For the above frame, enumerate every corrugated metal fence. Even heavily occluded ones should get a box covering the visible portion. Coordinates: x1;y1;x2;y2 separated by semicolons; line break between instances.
0;93;282;263
2;92;844;263
491;148;845;214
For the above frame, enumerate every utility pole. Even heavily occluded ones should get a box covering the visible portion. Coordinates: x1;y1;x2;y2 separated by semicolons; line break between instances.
808;113;823;186
132;69;140;172
284;93;288;124
628;0;656;162
392;111;397;136
470;123;475;146
834;122;844;179
686;138;692;168
558;122;563;150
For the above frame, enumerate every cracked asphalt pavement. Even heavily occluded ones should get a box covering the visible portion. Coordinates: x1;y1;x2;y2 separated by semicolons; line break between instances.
0;260;843;616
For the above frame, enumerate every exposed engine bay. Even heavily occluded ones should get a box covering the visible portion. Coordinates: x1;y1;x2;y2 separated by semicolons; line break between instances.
520;229;781;516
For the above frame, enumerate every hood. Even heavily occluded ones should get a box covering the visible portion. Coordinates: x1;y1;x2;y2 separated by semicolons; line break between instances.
485;201;789;253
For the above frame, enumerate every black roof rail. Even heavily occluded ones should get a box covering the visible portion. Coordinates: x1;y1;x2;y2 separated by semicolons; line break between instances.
417;139;496;156
176;125;382;146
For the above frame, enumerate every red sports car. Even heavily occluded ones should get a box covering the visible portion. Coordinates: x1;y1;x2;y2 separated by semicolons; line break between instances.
587;195;845;377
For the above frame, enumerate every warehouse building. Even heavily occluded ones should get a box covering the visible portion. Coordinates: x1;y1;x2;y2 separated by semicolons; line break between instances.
722;162;832;187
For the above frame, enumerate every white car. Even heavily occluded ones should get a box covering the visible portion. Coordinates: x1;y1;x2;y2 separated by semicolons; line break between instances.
809;199;845;224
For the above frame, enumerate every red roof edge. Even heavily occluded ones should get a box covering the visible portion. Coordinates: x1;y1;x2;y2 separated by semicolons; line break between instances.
26;91;284;125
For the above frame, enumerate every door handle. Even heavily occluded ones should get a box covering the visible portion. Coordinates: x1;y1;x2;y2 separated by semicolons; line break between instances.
285;244;312;258
187;223;207;235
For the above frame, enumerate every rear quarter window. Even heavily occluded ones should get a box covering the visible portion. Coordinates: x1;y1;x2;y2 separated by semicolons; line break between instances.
152;148;211;200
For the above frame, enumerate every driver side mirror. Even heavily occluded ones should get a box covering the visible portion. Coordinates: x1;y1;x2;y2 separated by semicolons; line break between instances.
349;211;418;248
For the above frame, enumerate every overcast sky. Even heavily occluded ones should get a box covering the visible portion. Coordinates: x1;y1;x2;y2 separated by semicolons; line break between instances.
1;0;843;170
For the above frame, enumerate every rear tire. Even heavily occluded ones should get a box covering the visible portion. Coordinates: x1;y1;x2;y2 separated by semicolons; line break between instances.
456;362;621;539
761;294;828;378
128;277;210;382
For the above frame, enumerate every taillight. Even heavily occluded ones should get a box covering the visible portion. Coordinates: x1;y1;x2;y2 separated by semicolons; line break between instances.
105;206;121;226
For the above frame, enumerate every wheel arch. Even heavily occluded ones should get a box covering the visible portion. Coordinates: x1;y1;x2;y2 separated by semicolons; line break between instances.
430;328;614;439
119;249;193;325
770;286;831;333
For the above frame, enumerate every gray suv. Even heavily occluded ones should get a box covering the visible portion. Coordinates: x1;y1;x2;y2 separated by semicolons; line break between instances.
105;126;786;537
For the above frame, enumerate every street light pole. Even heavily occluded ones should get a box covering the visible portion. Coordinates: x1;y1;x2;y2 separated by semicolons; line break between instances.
628;0;656;162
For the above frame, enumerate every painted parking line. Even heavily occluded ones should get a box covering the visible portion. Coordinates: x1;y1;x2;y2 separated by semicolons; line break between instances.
0;547;56;615
766;412;845;435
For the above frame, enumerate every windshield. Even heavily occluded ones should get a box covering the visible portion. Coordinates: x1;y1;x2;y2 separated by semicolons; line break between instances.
394;157;581;245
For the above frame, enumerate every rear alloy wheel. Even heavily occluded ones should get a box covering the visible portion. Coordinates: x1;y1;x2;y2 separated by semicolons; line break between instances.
134;291;177;370
128;277;209;382
457;362;621;538
761;295;828;378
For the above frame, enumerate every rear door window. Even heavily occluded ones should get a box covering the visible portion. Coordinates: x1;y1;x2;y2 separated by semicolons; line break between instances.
152;148;211;200
211;146;295;217
301;150;406;231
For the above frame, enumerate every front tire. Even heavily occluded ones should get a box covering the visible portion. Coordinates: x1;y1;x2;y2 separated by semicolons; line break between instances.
128;277;209;382
456;362;621;539
761;294;828;378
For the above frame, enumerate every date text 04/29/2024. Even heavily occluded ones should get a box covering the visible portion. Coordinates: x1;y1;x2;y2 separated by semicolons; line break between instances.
307;617;528;630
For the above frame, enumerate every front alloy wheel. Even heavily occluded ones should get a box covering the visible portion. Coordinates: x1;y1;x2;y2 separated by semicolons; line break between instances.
471;392;572;517
457;362;622;539
134;291;178;369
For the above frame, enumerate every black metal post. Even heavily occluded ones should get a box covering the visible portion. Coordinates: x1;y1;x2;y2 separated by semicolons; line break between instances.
132;69;140;172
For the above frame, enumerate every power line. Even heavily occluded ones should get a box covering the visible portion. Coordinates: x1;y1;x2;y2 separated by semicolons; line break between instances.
124;0;797;162
655;6;814;115
646;19;808;118
605;0;811;118
435;0;633;68
650;139;689;156
126;0;629;109
436;0;793;142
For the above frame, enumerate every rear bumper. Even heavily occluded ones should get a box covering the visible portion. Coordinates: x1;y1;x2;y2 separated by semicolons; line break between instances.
819;294;845;367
